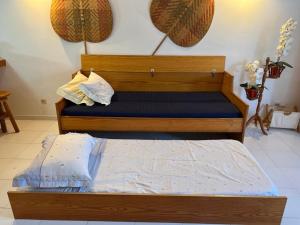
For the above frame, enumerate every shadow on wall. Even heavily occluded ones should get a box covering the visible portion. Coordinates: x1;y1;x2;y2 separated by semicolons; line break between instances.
0;42;74;117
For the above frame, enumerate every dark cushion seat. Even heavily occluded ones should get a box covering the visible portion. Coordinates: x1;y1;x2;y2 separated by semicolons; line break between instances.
111;92;229;103
62;92;242;118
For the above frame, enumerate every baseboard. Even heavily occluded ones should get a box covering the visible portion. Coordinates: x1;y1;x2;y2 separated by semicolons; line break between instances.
15;115;57;120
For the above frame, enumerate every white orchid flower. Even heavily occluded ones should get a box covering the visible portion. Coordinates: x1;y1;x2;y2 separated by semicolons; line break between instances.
276;18;297;59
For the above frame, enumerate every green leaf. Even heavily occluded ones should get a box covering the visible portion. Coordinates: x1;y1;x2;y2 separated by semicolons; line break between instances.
281;62;293;68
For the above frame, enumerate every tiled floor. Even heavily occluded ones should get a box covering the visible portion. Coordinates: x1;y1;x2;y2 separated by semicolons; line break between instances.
0;120;300;225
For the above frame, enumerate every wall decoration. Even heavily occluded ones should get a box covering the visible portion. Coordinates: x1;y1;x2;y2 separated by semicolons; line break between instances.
150;0;214;55
51;0;113;53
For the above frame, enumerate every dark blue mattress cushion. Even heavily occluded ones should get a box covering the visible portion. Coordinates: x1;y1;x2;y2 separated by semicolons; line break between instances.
111;92;229;103
62;92;242;118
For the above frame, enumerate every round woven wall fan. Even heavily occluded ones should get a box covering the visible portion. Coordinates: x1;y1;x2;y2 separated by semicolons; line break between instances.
150;0;215;53
50;0;113;43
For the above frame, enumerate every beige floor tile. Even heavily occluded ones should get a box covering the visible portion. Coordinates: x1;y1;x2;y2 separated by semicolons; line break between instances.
0;208;14;225
20;120;56;132
281;217;300;225
16;144;41;159
0;143;28;159
0;180;12;208
0;159;31;179
0;131;42;144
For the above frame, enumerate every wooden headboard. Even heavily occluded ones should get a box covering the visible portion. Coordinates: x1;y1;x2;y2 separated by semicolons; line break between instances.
81;55;226;92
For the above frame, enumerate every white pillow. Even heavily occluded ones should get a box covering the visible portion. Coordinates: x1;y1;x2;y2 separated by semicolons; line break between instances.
57;71;94;106
13;133;106;188
79;72;114;106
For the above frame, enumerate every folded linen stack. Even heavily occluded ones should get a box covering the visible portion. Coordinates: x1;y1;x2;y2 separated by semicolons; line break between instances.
13;133;106;192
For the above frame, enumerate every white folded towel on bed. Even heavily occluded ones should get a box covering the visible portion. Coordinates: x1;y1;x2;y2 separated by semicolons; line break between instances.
13;133;106;189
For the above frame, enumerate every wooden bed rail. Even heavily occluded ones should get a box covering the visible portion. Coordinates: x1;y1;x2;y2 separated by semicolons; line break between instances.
8;191;286;225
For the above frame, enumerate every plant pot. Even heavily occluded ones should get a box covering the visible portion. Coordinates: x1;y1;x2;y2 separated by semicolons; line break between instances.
245;88;260;101
268;64;285;79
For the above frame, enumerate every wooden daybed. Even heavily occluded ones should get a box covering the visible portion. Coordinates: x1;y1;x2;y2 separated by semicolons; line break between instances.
8;55;287;225
56;55;249;142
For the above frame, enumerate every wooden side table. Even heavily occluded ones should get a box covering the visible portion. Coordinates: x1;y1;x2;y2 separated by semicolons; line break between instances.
0;91;20;133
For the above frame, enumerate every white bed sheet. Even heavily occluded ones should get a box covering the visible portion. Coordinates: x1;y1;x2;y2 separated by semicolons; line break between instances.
90;139;278;196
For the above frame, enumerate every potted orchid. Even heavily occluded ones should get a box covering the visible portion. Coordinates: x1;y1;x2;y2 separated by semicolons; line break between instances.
269;18;297;78
240;60;263;100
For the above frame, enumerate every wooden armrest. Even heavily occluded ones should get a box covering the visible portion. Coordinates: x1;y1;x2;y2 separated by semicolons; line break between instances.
222;72;249;118
227;92;249;118
55;98;66;114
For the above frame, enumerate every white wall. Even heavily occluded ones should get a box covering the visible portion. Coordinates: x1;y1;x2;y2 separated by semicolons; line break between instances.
0;0;300;118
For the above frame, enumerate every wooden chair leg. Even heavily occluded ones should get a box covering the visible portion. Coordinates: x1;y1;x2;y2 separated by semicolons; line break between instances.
0;102;7;133
3;100;19;133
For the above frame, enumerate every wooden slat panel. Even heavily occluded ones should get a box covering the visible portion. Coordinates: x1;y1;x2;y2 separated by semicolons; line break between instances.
81;71;224;82
61;117;244;132
8;191;286;224
81;55;226;73
79;71;224;92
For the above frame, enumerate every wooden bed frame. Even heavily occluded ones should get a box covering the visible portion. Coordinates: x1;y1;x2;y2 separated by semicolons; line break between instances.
8;55;286;224
56;55;249;142
8;192;286;225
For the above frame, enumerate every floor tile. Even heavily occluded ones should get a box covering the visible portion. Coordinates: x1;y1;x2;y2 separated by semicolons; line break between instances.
0;143;28;159
0;131;42;144
13;220;41;225
279;188;300;219
0;208;14;225
20;120;56;132
265;147;300;168
263;167;295;189
281;168;300;188
0;159;31;179
281;217;300;225
16;144;41;159
248;148;277;170
0;180;12;208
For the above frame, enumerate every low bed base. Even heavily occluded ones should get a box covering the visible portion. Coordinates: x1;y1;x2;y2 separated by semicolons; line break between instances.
8;192;286;225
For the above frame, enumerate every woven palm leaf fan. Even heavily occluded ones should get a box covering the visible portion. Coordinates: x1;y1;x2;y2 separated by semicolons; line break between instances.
150;0;214;54
51;0;113;52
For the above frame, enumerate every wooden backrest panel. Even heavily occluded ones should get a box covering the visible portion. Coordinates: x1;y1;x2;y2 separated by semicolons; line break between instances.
80;55;226;92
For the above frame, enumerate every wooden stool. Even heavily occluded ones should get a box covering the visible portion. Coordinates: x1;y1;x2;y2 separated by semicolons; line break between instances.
0;91;19;133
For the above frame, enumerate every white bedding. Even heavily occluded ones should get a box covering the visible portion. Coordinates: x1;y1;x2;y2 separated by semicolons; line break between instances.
90;139;278;196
